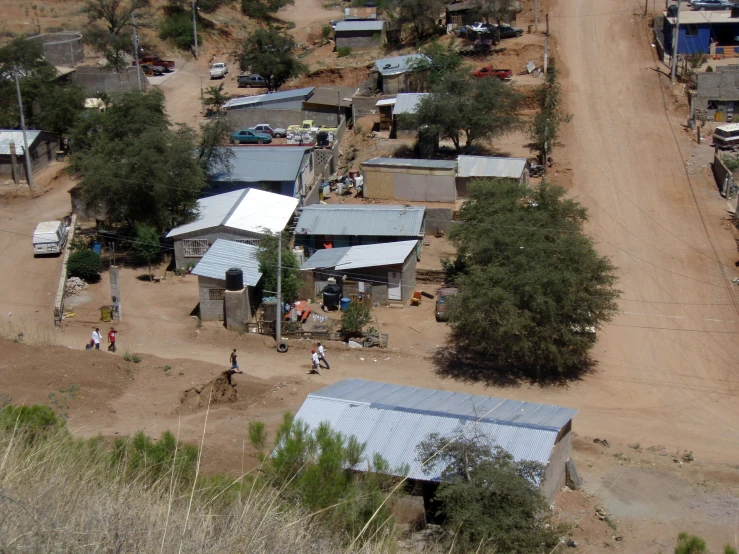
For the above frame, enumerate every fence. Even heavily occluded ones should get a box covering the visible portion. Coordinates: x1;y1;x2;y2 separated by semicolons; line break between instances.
54;215;76;326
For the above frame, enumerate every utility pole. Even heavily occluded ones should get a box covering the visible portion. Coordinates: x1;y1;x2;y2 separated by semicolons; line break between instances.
275;231;282;345
131;13;141;92
534;0;539;32
671;0;681;84
337;91;341;127
13;68;34;192
645;0;648;16
191;0;199;59
544;14;549;74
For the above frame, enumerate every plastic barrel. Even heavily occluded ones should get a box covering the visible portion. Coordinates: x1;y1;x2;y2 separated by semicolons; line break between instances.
100;306;112;322
340;297;351;312
92;241;102;255
225;267;243;291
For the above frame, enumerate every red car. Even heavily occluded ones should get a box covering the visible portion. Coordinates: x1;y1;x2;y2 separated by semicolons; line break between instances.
471;66;513;80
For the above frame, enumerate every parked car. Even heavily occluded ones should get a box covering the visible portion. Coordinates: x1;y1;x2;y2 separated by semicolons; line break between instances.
494;23;524;38
210;62;229;79
133;55;175;71
435;288;459;322
231;129;272;144
471;65;513;80
468;21;491;32
691;0;732;9
237;73;268;88
33;220;68;257
140;63;164;76
252;124;287;138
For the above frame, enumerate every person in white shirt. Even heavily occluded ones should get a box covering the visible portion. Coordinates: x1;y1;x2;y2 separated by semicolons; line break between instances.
308;349;321;375
91;328;102;350
317;342;330;369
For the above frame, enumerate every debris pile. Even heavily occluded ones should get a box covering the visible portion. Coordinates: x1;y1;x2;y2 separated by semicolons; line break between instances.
180;370;239;409
65;277;88;296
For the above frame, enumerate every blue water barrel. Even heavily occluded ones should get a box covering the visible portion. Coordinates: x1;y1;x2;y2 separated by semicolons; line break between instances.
92;241;102;255
340;297;351;312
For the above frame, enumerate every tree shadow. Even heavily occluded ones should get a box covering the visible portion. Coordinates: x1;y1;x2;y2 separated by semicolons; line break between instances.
430;346;598;389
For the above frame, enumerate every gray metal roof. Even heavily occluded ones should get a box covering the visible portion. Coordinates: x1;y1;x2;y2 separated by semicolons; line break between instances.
0;130;41;155
457;155;528;178
300;246;352;270
224;87;315;109
392;93;428;116
301;240;417;271
210;146;311;183
362;157;457;170
374;54;431;77
334;20;385;32
191;239;262;285
292;379;578;482
295;205;425;237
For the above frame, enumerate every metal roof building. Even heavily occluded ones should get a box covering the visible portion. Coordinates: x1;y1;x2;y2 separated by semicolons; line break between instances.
334;20;385;32
457;155;528;179
0;129;59;181
363;158;457;170
291;379;578;500
295;205;426;238
361;158;458;202
301;240;417;271
223;87;315;110
392;93;429;116
374;54;431;77
0;130;41;155
191;239;262;285
209;146;313;188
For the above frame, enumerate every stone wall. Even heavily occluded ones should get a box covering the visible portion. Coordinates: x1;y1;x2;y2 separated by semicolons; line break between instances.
72;66;148;96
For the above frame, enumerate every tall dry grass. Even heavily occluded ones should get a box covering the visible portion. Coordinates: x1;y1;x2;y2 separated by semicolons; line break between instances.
0;422;398;553
0;318;59;347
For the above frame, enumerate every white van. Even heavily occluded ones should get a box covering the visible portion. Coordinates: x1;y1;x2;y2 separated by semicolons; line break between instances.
33;221;68;256
713;123;739;149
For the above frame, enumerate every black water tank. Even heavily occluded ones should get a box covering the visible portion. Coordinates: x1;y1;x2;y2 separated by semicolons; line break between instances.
732;4;739;18
225;267;243;291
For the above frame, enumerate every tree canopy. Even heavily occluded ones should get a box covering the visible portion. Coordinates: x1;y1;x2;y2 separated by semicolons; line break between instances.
404;71;522;152
133;224;161;280
443;179;620;381
70;89;207;232
82;0;150;71
236;26;305;90
409;41;462;88
530;63;571;164
417;432;559;553
257;231;301;303
241;0;294;19
397;0;443;40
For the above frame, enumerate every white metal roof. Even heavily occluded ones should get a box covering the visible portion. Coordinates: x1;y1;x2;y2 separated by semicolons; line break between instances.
715;122;739;133
166;188;298;238
295;205;426;237
0;130;41;155
392;93;428;116
375;98;397;107
374;54;431;76
191;239;262;285
334;20;385;32
291;379;578;482
362;157;457;170
223;87;315;109
457;155;528;178
301;240;417;271
665;9;739;24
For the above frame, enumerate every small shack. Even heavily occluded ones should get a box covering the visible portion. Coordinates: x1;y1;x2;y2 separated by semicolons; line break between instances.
301;240;418;303
374;54;431;94
662;8;739;58
361;157;457;202
695;66;739;122
334;20;386;50
391;93;428;138
290;379;578;504
191;239;262;322
456;155;529;196
0;130;59;181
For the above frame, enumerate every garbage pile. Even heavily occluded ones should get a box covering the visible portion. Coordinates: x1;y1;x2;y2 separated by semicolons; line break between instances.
65;277;88;296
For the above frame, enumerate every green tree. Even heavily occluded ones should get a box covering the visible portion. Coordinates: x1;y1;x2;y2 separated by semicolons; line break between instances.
81;0;150;72
203;83;228;113
67;249;103;281
71;89;207;231
675;533;707;554
37;83;86;145
409;40;462;87
445;180;620;381
196;115;234;177
241;0;295;19
159;10;199;51
341;303;371;335
474;0;520;28
405;70;522;152
133;224;160;280
397;0;443;40
236;26;306;90
529;63;571;165
416;432;559;553
257;231;301;303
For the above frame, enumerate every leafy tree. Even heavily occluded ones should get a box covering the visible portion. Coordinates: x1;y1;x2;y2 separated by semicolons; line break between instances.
159;10;199;51
397;0;443;40
257;231;301;303
445;180;620;380
409;40;462;87
417;432;559;553
241;0;294;19
37;83;86;145
196;116;234;177
474;0;520;27
81;0;150;71
203;83;228;113
675;533;707;554
405;70;522;152
133;224;160;280
529;62;571;165
67;249;103;281
341;303;371;335
70;89;207;231
236;26;305;90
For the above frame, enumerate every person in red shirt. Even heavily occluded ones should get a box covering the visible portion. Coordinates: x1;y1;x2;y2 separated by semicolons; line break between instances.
107;328;117;352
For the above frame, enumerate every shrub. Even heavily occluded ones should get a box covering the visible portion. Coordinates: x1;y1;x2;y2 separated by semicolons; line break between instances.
341;303;371;335
67;249;102;281
124;352;141;363
159;12;198;50
337;46;352;57
706;65;714;72
0;405;66;443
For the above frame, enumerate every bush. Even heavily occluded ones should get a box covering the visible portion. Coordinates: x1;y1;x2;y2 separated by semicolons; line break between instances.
67;249;102;281
123;352;141;363
159;12;198;50
0;405;65;443
337;46;352;57
341;303;371;335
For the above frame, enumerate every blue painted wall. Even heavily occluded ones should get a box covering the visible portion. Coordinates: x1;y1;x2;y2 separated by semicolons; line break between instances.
663;21;712;55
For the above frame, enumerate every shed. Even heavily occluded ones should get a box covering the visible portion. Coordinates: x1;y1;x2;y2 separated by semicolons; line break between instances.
294;204;426;255
334;20;386;50
302;86;356;125
662;9;739;58
207;146;314;197
445;0;520;29
191;239;262;322
290;379;578;503
166;188;299;269
361;157;457;202
456;155;529;196
301;240;418;303
0;130;59;181
374;54;431;94
390;93;429;138
695;65;739;121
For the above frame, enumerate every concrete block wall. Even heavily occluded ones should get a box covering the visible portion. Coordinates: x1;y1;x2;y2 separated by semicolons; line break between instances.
72;66;148;96
336;34;383;50
226;108;340;132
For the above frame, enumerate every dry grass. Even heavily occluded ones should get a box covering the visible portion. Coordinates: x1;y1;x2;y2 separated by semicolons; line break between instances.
0;319;58;347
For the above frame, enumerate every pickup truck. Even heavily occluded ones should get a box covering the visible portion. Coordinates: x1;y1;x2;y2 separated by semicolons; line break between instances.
133;55;175;71
210;62;228;79
471;66;513;80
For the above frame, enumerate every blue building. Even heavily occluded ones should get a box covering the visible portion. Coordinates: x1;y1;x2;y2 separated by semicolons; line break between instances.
663;8;739;57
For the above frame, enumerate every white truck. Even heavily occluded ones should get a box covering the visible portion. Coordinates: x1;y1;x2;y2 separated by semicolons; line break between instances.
33;221;68;256
210;62;228;79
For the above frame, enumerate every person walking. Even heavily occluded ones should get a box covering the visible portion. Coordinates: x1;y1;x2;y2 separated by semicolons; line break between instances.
107;327;117;352
317;342;330;369
91;328;101;350
308;349;321;375
229;349;242;373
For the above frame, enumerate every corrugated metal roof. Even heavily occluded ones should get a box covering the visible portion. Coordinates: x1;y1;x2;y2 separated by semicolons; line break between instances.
334;20;385;32
300;246;352;270
210;146;312;183
0;130;41;155
224;87;315;109
295;205;425;237
292;379;578;481
305;86;356;108
446;0;477;11
362;157;457;170
392;93;428;115
375;98;397;107
166;188;297;238
457;155;527;178
191;239;263;285
302;240;417;271
374;54;431;76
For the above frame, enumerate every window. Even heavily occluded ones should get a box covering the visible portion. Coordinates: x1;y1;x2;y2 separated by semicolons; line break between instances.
209;288;225;301
235;238;260;246
685;25;698;36
708;100;718;110
183;239;209;257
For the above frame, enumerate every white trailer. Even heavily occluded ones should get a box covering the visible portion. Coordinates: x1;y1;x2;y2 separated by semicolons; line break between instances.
33;221;68;256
